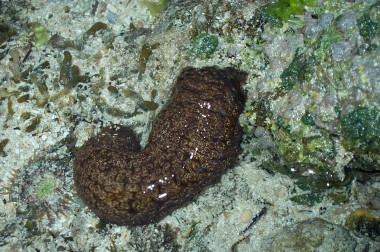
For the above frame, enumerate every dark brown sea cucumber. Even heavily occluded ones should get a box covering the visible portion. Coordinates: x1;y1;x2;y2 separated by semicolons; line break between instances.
73;66;247;225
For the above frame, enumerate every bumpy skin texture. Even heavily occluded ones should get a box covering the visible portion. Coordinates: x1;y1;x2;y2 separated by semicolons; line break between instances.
74;67;247;225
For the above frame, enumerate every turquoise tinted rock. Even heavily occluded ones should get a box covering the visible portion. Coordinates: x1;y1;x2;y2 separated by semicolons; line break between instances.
190;33;219;59
341;106;380;155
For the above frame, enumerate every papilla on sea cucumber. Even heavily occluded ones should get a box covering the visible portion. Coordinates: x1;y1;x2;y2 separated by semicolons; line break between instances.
73;66;247;225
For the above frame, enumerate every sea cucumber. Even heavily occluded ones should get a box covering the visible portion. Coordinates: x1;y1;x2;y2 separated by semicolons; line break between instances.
73;66;247;225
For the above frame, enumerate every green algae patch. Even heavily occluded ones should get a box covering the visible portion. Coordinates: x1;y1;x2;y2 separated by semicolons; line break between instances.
263;0;318;25
29;22;49;48
267;123;338;191
357;13;379;44
313;26;342;61
143;0;168;17
190;33;219;59
301;111;315;126
341;107;380;155
290;192;323;206
327;190;350;205
280;49;314;91
251;94;343;192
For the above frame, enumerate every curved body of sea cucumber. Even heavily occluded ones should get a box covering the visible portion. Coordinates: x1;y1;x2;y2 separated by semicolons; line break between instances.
73;66;247;225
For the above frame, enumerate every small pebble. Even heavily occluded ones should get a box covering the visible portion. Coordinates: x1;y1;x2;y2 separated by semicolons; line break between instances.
330;42;352;61
107;12;118;24
337;11;357;32
304;13;334;38
319;13;334;28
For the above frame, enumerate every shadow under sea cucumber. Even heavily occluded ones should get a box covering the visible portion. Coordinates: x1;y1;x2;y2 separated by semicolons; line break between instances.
73;66;247;225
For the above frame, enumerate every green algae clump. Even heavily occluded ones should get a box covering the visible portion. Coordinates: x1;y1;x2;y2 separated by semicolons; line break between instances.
264;118;338;191
263;0;318;24
290;192;323;206
280;49;314;90
313;26;342;61
301;110;315;126
143;0;168;17
190;33;219;59
29;23;49;48
357;13;379;44
341;107;380;155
